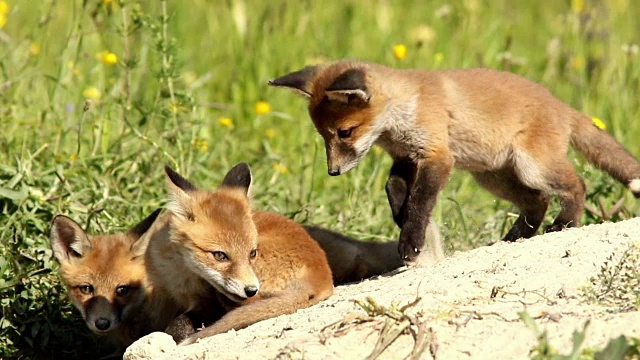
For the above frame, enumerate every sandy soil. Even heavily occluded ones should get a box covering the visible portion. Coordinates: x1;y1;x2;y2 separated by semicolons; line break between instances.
125;218;640;360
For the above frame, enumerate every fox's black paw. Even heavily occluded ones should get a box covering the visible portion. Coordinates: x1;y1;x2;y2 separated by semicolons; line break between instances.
544;223;567;233
398;233;424;263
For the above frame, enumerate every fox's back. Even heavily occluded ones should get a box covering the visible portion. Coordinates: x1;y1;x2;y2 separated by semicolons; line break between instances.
252;212;332;294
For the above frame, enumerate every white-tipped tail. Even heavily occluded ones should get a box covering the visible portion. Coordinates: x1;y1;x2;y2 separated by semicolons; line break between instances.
630;179;640;194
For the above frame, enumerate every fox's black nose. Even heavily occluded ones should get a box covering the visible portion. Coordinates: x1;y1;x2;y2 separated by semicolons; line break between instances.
244;286;258;297
95;318;111;331
328;169;340;176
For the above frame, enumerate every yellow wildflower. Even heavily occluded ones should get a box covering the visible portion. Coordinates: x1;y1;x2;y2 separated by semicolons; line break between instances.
168;102;185;114
255;101;271;115
69;154;77;161
0;1;9;15
219;117;234;129
393;44;407;61
571;0;584;14
82;87;102;100
0;1;7;29
97;50;118;65
103;0;112;3
193;137;209;152
434;52;444;65
273;162;288;174
67;61;80;76
570;55;585;71
591;117;606;130
30;43;41;56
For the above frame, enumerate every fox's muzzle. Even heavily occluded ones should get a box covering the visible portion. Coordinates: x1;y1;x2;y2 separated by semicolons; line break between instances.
328;168;341;176
326;143;360;176
84;296;119;333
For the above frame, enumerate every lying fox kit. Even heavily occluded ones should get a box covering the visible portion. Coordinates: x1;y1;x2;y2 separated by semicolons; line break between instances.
50;209;178;350
270;60;640;261
156;164;334;345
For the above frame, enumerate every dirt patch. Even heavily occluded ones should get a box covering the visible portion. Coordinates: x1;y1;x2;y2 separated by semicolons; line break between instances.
125;218;640;359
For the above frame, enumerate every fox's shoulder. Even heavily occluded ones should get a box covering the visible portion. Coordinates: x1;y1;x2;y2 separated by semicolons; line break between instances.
252;211;304;236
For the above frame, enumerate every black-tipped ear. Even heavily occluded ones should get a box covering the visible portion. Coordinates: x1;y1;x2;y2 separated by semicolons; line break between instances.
268;66;320;98
128;208;162;239
50;215;91;262
221;163;252;195
164;166;197;192
325;68;371;104
129;209;162;258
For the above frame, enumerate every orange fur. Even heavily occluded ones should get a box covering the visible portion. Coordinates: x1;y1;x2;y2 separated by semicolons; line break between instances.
50;210;180;351
150;165;334;345
270;60;640;261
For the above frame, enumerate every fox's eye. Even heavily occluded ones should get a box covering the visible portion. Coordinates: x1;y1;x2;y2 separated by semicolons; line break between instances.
79;285;93;294
212;251;228;262
337;127;354;139
115;286;130;297
249;249;257;259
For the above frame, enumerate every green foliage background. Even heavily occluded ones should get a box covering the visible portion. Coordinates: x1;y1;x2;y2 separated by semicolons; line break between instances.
0;0;639;358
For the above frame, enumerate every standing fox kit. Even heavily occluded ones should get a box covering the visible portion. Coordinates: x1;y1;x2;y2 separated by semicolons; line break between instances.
151;164;334;345
270;60;640;261
50;209;180;351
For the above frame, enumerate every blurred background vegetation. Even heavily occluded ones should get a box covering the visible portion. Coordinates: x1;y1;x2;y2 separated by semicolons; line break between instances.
0;0;639;358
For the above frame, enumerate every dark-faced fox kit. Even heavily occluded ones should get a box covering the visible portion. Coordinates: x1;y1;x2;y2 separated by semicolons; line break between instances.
270;60;640;261
50;209;180;351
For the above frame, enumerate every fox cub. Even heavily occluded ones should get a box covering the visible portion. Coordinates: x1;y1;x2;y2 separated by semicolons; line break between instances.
270;60;640;261
50;209;180;351
147;163;334;345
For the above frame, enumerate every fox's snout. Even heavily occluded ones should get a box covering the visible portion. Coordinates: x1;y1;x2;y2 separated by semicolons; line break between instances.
244;285;258;297
84;296;120;333
94;317;112;331
326;144;361;176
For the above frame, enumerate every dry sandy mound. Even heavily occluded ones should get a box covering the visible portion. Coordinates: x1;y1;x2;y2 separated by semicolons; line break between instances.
126;218;640;360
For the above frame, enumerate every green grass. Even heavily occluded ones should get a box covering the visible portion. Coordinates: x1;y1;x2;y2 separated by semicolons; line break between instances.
1;0;639;358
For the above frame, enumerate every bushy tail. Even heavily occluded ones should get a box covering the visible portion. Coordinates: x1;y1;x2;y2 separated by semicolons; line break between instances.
304;226;403;284
571;114;640;198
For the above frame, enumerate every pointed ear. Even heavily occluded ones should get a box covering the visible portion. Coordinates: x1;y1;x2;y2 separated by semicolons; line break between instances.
128;208;162;239
164;166;197;192
128;209;163;258
164;166;196;221
221;163;252;196
268;66;320;98
50;215;91;263
325;68;371;105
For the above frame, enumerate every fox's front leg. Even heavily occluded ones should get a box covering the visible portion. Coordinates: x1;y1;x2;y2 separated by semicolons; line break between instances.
385;159;414;228
398;156;452;262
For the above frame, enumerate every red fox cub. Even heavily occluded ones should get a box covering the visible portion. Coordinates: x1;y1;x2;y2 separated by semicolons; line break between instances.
150;164;334;345
50;209;180;351
270;60;640;261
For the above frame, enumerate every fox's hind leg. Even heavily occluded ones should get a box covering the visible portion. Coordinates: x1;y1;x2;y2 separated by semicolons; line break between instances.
472;167;549;241
540;161;586;233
